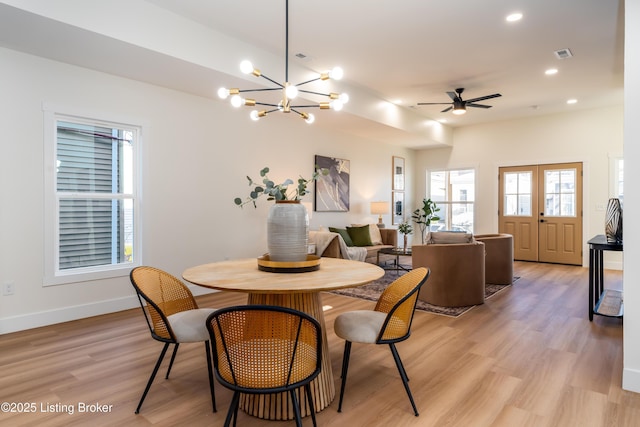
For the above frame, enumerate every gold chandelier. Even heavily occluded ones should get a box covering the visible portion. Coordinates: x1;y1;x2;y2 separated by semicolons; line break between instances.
217;0;349;124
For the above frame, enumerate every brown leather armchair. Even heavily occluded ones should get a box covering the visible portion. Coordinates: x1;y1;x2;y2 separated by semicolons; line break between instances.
411;241;485;307
474;234;514;285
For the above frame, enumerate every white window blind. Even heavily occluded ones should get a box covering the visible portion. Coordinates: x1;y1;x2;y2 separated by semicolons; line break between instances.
44;109;140;285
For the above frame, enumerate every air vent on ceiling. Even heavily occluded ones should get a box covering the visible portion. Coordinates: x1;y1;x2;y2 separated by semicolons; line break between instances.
554;48;573;59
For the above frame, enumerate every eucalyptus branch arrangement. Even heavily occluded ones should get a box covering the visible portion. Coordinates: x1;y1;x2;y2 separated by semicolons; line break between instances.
234;166;328;208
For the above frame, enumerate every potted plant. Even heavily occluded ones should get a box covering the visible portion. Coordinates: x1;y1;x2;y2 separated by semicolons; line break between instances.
411;198;440;244
234;167;327;262
397;221;413;251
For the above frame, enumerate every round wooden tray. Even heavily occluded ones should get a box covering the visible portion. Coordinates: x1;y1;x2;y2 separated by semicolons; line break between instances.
257;254;321;273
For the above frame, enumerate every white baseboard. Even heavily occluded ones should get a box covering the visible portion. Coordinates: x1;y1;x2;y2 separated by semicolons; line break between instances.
605;260;624;270
0;285;216;335
623;368;640;393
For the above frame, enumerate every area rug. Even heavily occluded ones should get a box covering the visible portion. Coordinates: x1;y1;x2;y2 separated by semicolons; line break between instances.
330;269;518;318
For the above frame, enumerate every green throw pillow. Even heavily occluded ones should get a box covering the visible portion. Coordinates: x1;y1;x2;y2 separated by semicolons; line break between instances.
329;227;354;247
346;225;373;247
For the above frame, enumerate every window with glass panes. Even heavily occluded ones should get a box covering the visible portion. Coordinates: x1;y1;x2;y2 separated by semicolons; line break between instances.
45;112;139;284
429;169;475;232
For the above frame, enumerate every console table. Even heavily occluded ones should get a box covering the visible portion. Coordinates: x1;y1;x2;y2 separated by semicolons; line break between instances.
588;235;623;321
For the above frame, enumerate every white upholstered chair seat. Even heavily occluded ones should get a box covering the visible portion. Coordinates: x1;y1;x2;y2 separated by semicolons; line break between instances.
167;308;217;343
334;310;387;344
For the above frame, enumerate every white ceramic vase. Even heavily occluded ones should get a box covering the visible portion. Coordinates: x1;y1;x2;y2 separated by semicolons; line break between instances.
267;200;309;262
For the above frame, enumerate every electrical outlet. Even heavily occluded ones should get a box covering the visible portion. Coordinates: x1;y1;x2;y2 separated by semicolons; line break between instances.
2;282;15;296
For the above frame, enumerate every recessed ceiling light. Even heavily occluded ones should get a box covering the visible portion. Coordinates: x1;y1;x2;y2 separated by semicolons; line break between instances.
506;13;523;22
391;99;402;104
567;99;578;104
545;68;558;75
438;118;448;123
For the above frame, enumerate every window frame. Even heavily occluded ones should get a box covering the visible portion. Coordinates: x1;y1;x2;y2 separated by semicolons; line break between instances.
43;104;142;286
609;153;624;201
428;167;476;233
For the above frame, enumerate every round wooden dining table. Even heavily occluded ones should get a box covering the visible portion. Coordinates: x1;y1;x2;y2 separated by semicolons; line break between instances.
182;257;384;420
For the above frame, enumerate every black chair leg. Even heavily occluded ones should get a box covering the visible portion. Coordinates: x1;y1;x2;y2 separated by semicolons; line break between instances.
389;343;419;416
337;341;352;413
165;342;179;379
204;341;216;412
224;391;240;427
136;342;170;414
290;389;303;427
305;383;317;427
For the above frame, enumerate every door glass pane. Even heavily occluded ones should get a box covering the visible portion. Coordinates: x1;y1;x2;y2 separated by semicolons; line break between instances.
546;194;560;216
518;195;531;215
505;194;518;215
561;193;575;216
544;168;576;217
504;172;531;216
505;173;518;194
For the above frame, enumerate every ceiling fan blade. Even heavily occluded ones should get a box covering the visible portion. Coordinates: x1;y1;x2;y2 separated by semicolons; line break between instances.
464;93;502;103
417;102;453;105
446;91;458;101
466;103;492;109
441;106;453;113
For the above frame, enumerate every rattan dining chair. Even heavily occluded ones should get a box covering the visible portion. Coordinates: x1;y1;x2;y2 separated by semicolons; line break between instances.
206;305;322;427
130;266;217;414
333;267;430;416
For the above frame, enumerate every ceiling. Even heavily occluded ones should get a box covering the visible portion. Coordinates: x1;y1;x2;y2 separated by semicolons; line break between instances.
0;0;625;146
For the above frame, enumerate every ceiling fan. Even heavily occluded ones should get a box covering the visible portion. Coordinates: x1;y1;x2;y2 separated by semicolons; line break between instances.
417;88;501;115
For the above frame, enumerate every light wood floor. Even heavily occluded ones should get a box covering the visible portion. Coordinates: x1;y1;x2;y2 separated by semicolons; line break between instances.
1;261;637;427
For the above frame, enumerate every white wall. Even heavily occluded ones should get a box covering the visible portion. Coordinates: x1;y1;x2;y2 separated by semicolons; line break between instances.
0;47;414;333
413;105;624;268
623;0;640;393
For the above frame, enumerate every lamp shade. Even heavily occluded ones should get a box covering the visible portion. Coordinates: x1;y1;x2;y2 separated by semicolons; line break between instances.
371;201;389;226
371;201;390;215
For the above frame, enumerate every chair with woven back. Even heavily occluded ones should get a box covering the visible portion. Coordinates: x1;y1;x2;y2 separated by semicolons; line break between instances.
130;266;217;414
333;267;431;416
206;305;322;427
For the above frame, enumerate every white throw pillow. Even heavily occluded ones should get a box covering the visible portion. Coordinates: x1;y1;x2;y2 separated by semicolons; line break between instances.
429;231;473;244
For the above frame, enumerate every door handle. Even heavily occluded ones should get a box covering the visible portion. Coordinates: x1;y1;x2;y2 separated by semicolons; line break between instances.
540;219;545;223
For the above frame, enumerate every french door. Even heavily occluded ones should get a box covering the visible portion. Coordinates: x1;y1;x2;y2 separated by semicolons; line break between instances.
499;162;583;265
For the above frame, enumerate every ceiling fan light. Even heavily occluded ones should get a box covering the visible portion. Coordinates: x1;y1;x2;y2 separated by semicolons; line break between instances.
506;12;523;22
452;107;466;115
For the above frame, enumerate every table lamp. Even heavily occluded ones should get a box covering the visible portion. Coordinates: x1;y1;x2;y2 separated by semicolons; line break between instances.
370;201;390;228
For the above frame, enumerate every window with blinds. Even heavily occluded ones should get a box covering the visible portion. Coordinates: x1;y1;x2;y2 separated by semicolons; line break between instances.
53;118;137;275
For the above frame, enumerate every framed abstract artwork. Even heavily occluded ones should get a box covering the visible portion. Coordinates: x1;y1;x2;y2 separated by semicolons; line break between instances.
393;156;405;191
392;191;405;225
314;155;350;212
